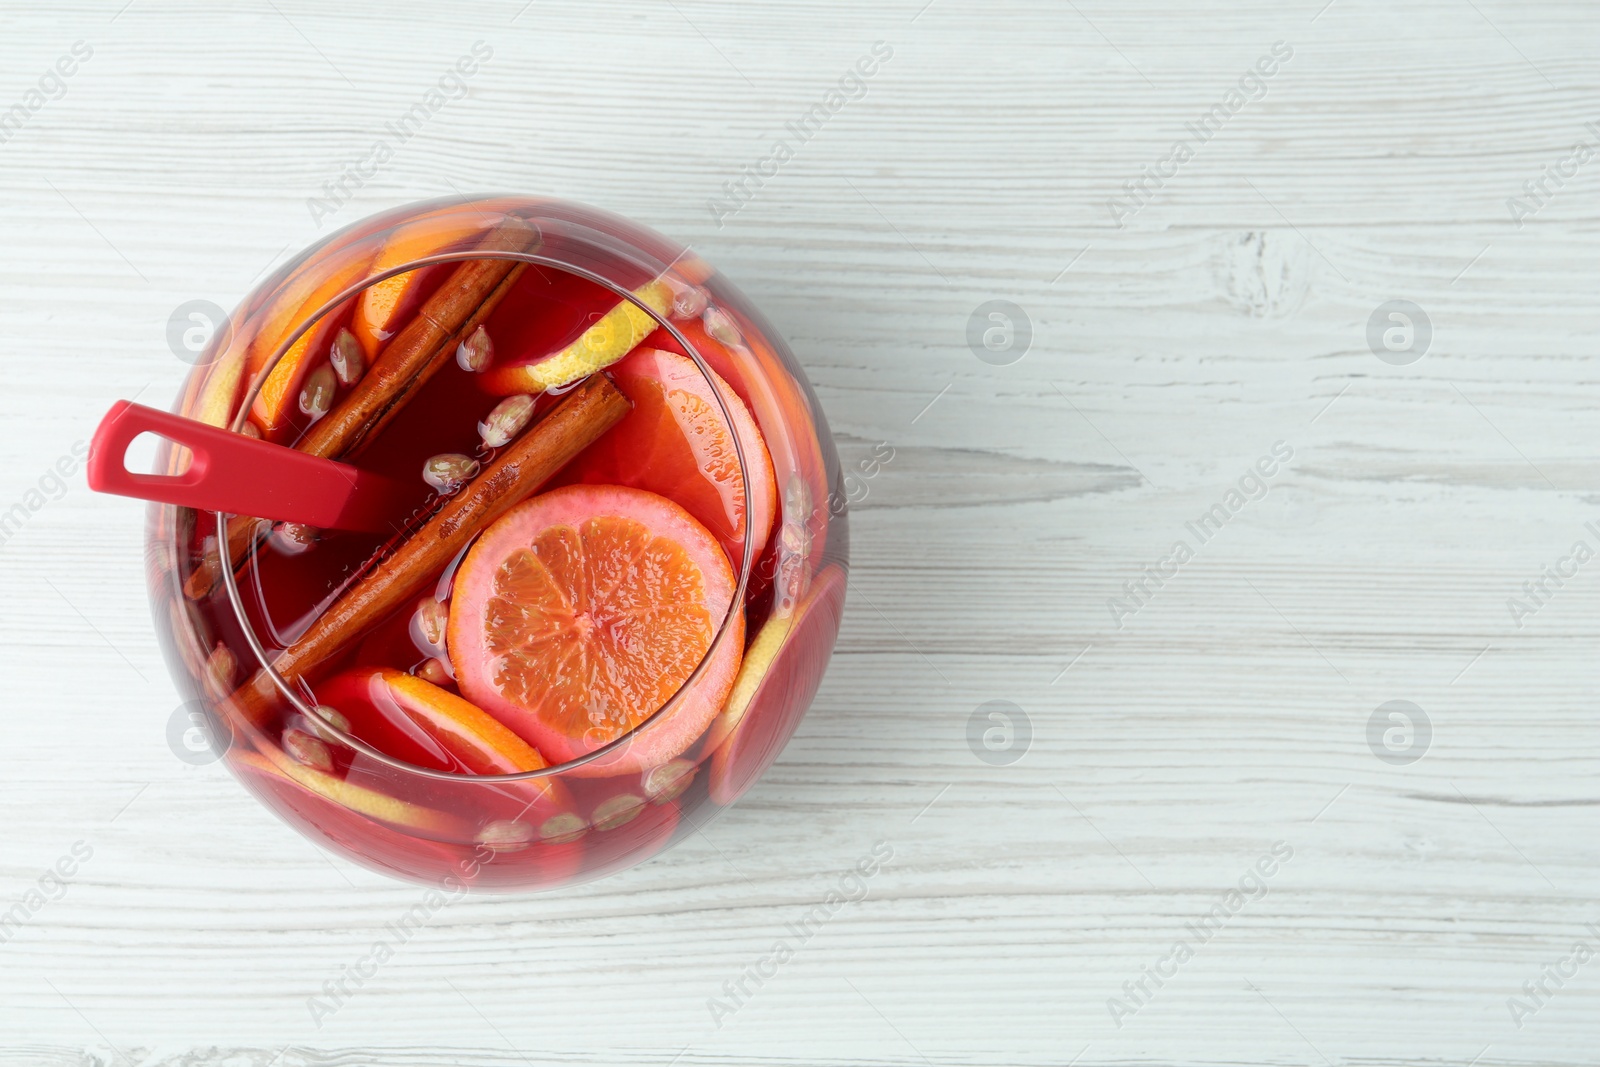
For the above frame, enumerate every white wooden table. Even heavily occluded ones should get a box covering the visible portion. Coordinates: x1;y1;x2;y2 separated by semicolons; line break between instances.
3;1;1598;1063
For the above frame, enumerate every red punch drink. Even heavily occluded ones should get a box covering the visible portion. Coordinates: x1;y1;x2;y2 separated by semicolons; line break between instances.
146;197;847;889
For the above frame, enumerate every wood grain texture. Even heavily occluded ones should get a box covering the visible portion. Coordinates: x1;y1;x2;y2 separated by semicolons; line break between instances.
3;0;1600;1063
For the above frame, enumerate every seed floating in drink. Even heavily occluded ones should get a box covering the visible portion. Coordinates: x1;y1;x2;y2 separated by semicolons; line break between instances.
478;394;535;448
269;521;318;555
422;453;479;494
540;812;588;844
298;364;337;420
310;704;351;741
592;792;645;831
779;513;812;561
642;759;697;805
330;327;364;386
671;284;707;320
456;324;494;372
702;306;741;346
416;657;451;686
284;728;334;773
476;819;534;853
412;596;448;649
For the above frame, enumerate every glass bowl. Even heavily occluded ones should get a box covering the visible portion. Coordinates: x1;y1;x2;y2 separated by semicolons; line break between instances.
146;195;848;890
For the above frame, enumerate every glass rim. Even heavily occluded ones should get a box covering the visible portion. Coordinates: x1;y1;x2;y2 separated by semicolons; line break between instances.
217;239;756;783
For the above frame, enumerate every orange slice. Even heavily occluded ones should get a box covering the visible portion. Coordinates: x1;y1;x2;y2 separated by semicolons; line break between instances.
560;348;777;569
349;215;498;359
187;332;249;430
481;279;672;395
708;562;845;805
248;251;375;436
317;666;550;776
641;311;832;603
448;484;744;774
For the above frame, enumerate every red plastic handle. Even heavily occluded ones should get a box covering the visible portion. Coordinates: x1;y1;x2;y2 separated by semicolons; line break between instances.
87;401;409;533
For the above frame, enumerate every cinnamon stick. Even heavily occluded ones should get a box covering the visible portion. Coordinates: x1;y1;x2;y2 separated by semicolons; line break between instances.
185;217;538;600
229;373;631;724
304;219;537;460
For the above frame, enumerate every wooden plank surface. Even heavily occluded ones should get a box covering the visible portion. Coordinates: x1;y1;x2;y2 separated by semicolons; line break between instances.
3;0;1600;1063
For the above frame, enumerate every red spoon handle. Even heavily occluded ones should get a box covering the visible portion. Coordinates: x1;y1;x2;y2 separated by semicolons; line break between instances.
88;401;408;533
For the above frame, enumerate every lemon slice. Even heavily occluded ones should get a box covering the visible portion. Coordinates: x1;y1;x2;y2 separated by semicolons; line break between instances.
484;279;671;395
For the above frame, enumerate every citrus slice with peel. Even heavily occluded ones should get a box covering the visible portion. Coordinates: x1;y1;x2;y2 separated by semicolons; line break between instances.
481;279;672;395
317;666;550;776
559;348;777;569
349;215;499;359
248;252;375;437
708;563;846;805
448;484;744;774
235;746;467;837
640;315;831;597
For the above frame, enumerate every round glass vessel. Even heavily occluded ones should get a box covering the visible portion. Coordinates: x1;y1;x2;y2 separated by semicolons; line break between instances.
147;196;848;889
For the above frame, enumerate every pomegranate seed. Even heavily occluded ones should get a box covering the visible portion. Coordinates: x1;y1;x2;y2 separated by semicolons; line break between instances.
298;364;337;420
310;705;350;742
702;307;742;346
539;812;589;845
206;643;237;693
456;325;494;372
413;596;448;648
269;522;318;555
284;728;334;773
423;453;479;494
672;285;708;320
592;793;645;831
329;327;364;386
642;759;696;804
476;819;534;853
478;394;536;448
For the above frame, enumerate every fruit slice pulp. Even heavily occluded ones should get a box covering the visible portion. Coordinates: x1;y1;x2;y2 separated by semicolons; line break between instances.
448;484;743;772
709;562;846;805
236;744;465;837
349;214;501;359
481;279;672;395
558;347;777;569
316;666;549;775
249;254;376;437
